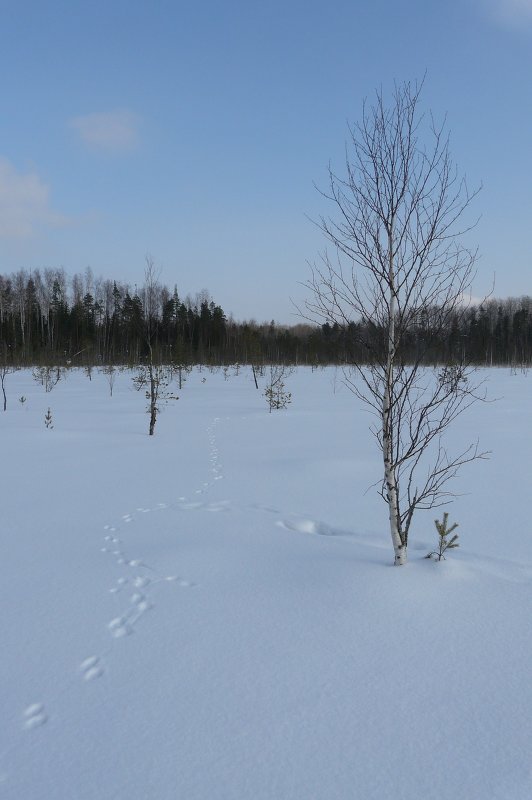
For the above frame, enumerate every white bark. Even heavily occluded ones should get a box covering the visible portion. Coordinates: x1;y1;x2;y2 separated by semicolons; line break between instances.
383;224;407;565
304;81;483;565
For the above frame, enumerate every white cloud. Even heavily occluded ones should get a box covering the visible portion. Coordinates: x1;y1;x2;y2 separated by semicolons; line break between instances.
0;157;66;239
69;110;140;152
485;0;532;28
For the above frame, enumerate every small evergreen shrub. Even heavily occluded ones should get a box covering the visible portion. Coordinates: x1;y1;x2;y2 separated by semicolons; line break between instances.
264;365;293;413
426;512;459;561
44;408;54;429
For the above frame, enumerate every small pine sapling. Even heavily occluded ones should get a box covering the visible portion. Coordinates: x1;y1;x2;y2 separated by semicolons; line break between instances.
264;365;293;412
171;363;191;390
44;408;54;429
133;365;178;435
426;512;459;561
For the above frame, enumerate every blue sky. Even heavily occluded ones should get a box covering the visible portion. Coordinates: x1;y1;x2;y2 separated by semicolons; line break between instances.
1;0;531;322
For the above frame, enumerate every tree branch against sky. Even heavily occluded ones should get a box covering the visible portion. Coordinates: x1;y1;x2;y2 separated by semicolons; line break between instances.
306;80;487;565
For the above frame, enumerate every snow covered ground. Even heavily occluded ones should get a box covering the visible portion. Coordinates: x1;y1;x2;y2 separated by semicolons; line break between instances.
0;366;530;800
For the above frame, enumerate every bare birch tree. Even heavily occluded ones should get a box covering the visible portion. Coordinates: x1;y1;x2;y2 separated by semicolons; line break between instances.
0;358;19;411
305;80;486;565
142;256;161;435
135;256;177;435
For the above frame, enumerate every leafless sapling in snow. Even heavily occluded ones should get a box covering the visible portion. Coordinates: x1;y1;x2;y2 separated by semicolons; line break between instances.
100;364;117;397
142;256;162;435
0;358;19;411
134;257;178;435
304;80;487;565
133;363;178;434
32;365;64;393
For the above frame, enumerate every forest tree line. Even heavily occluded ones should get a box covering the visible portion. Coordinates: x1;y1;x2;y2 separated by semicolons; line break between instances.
0;267;531;367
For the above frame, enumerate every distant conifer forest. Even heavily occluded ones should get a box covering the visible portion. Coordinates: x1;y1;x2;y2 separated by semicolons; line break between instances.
0;268;531;367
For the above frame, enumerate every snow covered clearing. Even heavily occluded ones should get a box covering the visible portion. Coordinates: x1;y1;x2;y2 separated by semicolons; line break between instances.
0;366;531;799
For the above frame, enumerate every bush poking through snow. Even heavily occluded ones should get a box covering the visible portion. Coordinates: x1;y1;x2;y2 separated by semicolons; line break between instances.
1;362;20;411
44;407;54;429
426;513;459;561
100;364;117;396
264;365;292;412
33;366;64;393
132;365;178;435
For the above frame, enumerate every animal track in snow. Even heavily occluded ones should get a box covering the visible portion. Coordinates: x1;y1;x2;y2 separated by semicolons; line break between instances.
179;500;203;510
178;498;230;514
133;575;150;588
10;495;202;755
205;417;225;485
96;451;208;676
109;577;128;594
23;703;47;730
253;503;280;514
79;656;104;681
108;617;133;638
131;592;152;613
277;518;334;536
206;500;230;512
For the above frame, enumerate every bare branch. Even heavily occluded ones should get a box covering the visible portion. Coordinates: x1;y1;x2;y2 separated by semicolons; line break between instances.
305;80;484;565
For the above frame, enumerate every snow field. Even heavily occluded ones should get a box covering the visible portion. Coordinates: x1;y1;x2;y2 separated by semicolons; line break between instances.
0;366;531;799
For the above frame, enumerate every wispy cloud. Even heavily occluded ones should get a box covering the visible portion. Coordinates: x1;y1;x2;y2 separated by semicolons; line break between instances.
69;110;140;152
484;0;532;29
0;157;66;239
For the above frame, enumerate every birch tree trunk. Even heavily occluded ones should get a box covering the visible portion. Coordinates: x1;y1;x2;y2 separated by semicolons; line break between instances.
148;356;157;436
304;80;484;566
383;224;407;565
149;373;156;434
